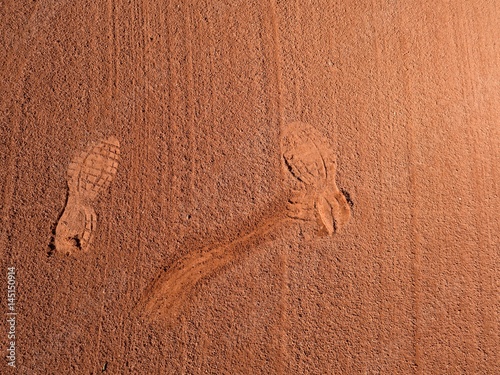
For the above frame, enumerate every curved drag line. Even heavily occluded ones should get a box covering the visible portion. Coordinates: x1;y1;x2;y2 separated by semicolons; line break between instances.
137;215;290;325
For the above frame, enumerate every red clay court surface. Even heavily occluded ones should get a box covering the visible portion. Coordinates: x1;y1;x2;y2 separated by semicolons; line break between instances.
1;1;499;374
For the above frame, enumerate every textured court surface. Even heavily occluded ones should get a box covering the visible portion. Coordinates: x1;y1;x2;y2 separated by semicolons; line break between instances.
1;1;498;373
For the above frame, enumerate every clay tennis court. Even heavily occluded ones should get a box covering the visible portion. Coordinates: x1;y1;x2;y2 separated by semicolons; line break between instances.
1;1;498;373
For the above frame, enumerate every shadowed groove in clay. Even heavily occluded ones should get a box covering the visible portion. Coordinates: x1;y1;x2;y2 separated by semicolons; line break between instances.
53;136;120;255
139;122;351;324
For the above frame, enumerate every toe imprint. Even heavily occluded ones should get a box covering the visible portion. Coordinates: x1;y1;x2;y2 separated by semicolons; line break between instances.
68;136;120;202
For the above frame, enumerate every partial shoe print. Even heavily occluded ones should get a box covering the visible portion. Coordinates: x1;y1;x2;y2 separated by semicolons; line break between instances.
54;136;120;254
281;122;351;235
66;136;120;201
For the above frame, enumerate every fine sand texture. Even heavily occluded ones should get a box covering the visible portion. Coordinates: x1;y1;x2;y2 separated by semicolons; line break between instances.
1;1;499;374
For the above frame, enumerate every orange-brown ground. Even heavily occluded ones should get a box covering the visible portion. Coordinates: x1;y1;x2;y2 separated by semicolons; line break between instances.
1;1;499;374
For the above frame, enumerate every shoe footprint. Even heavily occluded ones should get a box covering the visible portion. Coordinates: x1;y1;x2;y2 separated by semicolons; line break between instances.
281;122;351;235
54;136;120;255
